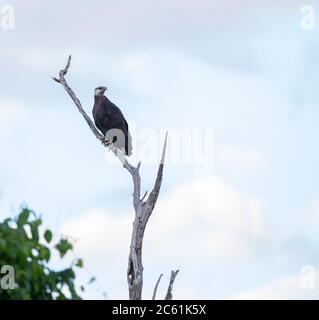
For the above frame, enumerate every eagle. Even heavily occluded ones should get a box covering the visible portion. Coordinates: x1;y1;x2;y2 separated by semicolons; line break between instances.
92;86;132;156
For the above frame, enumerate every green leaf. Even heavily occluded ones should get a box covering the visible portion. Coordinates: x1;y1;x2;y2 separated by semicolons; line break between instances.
44;230;53;243
55;238;73;258
59;268;75;281
30;222;40;242
17;209;30;227
75;259;83;268
39;246;51;262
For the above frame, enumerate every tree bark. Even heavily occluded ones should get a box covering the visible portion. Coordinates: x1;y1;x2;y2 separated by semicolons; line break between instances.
165;270;180;300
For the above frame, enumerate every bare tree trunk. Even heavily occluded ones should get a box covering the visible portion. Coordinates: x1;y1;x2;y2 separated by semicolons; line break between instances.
53;55;178;300
127;133;167;299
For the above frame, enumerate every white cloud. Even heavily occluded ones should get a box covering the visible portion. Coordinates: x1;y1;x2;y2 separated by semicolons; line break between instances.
147;175;269;260
61;210;131;261
62;175;269;261
229;267;319;300
61;210;132;299
60;175;271;298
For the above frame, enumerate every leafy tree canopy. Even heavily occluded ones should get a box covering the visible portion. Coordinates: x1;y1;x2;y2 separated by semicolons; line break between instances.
0;207;84;300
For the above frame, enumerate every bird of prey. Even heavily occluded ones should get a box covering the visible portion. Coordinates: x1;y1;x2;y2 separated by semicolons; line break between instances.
92;86;132;156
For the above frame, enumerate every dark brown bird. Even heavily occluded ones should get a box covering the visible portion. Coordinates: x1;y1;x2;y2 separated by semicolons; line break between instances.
92;86;132;156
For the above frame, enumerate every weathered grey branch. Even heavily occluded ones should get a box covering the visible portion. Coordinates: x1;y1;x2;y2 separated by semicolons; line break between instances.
145;133;167;215
165;270;180;300
152;274;163;300
127;136;168;299
52;55;104;143
53;55;177;300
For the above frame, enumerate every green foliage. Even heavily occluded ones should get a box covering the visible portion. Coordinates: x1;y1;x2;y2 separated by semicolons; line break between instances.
0;208;84;300
55;238;73;258
44;230;52;244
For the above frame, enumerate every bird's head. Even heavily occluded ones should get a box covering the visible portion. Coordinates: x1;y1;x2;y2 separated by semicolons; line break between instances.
94;86;107;96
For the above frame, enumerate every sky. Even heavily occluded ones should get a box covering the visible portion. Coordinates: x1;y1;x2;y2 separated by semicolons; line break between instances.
1;0;319;299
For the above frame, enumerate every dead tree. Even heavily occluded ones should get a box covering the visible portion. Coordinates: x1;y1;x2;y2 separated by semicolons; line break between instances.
53;55;179;300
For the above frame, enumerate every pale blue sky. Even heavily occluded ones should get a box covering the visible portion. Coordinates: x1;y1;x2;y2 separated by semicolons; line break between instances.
1;0;319;299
